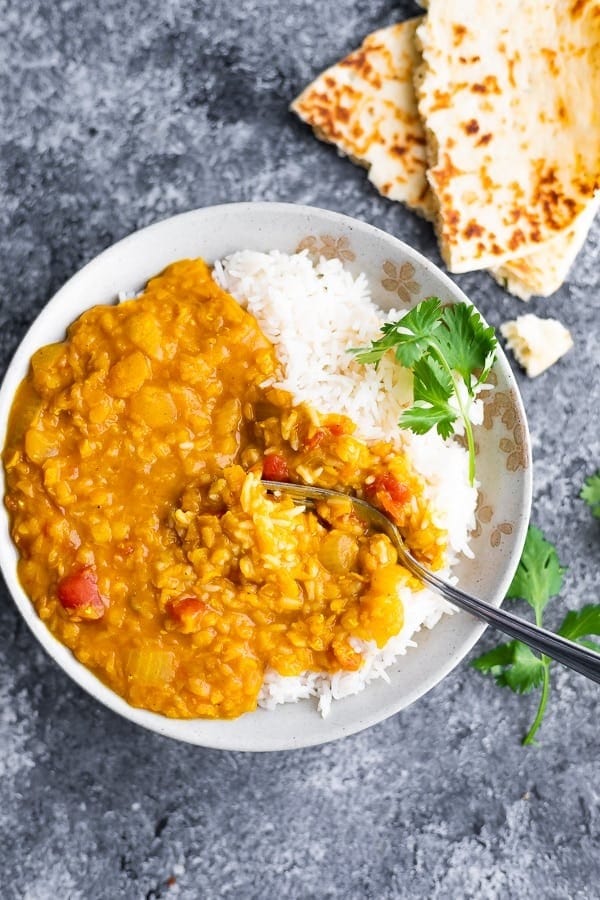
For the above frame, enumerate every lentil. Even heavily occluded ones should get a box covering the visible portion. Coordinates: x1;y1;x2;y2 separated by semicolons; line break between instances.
3;259;447;719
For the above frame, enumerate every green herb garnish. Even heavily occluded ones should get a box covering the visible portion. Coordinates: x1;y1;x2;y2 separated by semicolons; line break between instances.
472;525;600;746
581;471;600;518
352;297;497;484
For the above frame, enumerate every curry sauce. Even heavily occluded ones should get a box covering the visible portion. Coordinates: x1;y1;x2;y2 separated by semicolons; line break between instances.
3;259;446;719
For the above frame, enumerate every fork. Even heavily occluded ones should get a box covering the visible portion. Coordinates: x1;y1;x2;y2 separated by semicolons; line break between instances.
264;480;600;685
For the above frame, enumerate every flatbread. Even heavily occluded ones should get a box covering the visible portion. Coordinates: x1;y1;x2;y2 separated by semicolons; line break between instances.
291;19;435;219
491;194;600;300
415;0;600;272
292;16;599;297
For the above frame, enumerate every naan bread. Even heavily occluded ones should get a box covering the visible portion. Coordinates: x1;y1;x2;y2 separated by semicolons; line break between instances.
415;0;600;272
291;20;435;219
491;194;600;300
292;15;599;297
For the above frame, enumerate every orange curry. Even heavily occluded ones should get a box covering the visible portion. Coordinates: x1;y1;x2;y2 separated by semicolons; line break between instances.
3;259;446;718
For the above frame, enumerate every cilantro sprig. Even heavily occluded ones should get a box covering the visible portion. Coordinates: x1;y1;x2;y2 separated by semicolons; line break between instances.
472;525;600;746
581;470;600;518
352;297;497;484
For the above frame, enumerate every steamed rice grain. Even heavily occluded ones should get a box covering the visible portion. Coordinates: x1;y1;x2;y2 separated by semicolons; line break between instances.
214;250;478;715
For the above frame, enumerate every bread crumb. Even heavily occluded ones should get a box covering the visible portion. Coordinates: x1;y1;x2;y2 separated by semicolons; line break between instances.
500;313;573;377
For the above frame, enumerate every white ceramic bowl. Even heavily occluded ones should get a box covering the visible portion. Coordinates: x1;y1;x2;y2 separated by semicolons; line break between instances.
0;202;532;751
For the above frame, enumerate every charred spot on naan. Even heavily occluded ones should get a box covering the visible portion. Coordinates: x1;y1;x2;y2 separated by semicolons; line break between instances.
463;119;479;135
291;19;436;219
415;0;600;272
452;24;469;46
292;9;599;296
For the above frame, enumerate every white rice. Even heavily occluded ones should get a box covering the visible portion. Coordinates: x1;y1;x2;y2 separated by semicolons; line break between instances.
213;249;479;716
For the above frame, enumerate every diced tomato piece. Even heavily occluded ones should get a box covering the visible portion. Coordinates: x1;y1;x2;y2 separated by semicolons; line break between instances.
57;567;105;620
376;474;410;504
262;453;290;482
365;474;411;522
167;596;207;633
305;422;348;451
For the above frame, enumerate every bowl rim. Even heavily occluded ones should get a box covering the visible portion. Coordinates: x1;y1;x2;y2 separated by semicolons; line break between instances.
0;201;532;751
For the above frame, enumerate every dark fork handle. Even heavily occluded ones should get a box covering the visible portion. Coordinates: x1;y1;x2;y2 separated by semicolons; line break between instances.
264;479;600;685
410;564;600;684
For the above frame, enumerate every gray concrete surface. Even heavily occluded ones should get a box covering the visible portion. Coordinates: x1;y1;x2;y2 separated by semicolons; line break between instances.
1;1;599;897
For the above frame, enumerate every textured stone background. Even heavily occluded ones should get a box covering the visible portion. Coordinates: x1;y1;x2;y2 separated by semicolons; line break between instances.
1;1;599;897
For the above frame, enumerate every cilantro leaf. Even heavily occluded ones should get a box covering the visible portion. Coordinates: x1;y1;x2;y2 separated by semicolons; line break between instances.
437;303;498;392
351;298;443;369
472;641;546;694
581;471;600;518
473;526;596;747
350;296;498;485
349;345;388;367
576;640;600;651
507;525;565;622
399;402;457;439
472;525;570;746
388;297;443;368
399;356;456;439
412;355;453;404
558;605;600;654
